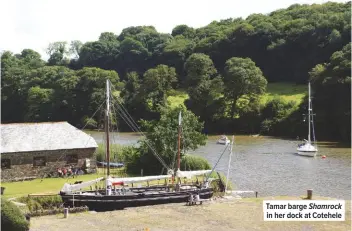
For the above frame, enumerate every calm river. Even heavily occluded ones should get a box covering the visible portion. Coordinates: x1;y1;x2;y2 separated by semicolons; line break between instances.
88;132;351;200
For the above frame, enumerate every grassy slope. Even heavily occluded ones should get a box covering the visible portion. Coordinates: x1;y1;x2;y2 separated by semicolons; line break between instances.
30;196;350;231
261;82;306;105
167;83;307;109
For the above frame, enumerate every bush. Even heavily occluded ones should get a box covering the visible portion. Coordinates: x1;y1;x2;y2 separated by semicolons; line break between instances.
82;116;98;129
30;206;88;217
208;171;234;195
17;195;63;212
261;97;296;122
95;143;125;162
260;97;296;135
1;198;30;231
180;154;211;171
123;146;143;175
260;119;273;134
124;150;212;176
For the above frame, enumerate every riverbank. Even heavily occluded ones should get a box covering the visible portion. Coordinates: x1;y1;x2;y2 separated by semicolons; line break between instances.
29;196;351;231
84;130;351;148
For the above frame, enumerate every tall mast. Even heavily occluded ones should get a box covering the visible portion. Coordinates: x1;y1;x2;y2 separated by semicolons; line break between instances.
177;111;182;170
308;82;311;143
105;79;110;176
225;136;234;194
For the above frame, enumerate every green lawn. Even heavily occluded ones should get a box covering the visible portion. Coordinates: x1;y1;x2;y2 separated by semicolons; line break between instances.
167;91;189;109
167;83;307;108
1;168;125;199
260;82;306;105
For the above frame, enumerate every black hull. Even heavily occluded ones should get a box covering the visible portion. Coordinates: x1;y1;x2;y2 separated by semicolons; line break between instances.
61;188;213;211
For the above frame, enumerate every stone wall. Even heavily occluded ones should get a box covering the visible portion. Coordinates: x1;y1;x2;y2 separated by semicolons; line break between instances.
1;148;96;182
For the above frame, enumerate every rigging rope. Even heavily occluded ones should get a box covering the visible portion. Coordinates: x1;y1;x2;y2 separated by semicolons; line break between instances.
205;142;231;182
108;87;171;172
310;100;317;145
109;97;120;162
110;95;167;166
40;98;106;181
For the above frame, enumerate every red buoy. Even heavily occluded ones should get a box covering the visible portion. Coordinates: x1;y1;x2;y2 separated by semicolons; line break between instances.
322;155;326;159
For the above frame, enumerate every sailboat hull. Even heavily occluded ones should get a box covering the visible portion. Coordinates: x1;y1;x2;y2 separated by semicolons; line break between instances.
61;187;213;211
297;143;318;157
296;150;317;157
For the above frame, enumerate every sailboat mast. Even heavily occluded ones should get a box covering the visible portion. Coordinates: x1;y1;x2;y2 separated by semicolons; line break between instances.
105;79;110;176
177;112;182;170
308;82;311;143
225;136;234;193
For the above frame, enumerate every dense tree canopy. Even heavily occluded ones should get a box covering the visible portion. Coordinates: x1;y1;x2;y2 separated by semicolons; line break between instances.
1;2;351;142
309;43;351;141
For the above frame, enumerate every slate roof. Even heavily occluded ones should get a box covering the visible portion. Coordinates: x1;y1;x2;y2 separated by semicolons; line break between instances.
1;122;98;153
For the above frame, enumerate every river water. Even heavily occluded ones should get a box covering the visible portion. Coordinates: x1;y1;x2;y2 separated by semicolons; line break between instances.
88;132;351;200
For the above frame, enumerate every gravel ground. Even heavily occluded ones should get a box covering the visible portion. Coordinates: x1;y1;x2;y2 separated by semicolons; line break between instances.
29;196;351;231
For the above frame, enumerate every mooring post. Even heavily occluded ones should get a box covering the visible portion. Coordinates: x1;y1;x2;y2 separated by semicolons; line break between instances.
64;208;69;218
307;189;313;199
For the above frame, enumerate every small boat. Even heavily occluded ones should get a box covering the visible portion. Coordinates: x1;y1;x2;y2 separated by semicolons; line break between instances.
297;82;318;157
217;135;230;145
97;161;124;168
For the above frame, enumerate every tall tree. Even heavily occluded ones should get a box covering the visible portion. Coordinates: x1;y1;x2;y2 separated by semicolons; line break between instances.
184;53;217;88
138;106;207;175
142;64;177;111
47;41;69;66
184;53;224;125
26;86;54;121
69;40;83;59
1;51;28;122
223;57;267;118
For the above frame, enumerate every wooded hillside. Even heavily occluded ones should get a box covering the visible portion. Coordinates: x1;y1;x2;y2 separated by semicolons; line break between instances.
1;2;351;142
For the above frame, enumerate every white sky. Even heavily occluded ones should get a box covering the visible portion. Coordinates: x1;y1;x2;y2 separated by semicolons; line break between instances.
1;0;348;60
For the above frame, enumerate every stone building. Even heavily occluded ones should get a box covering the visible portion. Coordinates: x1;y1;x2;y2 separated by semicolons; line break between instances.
1;122;98;182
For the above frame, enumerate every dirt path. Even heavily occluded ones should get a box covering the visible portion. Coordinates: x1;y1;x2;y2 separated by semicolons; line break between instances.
29;196;351;231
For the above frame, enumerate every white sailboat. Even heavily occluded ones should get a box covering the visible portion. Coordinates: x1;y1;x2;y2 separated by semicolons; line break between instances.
297;82;318;157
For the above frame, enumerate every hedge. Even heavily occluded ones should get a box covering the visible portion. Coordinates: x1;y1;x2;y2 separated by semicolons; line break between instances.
180;154;211;171
17;195;63;212
1;197;30;231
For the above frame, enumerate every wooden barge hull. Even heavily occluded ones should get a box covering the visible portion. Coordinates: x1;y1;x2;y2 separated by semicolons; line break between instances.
60;188;213;211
